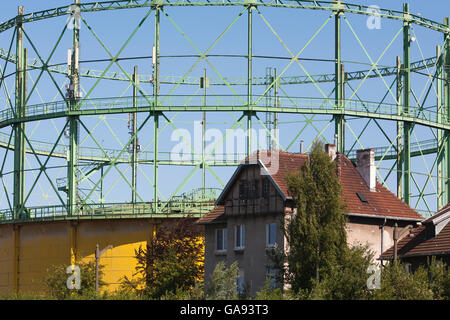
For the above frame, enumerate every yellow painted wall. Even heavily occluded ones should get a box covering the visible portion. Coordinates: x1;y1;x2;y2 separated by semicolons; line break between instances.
0;225;14;293
0;218;185;295
76;219;155;291
19;222;71;292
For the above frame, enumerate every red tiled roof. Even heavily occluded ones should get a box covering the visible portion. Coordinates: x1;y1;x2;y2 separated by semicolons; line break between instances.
196;205;225;224
336;153;423;221
423;203;450;224
264;150;422;221
380;204;450;259
198;150;423;224
270;152;309;196
243;150;309;197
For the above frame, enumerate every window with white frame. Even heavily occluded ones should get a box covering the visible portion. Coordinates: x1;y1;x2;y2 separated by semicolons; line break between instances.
235;224;245;250
215;228;227;252
266;223;277;248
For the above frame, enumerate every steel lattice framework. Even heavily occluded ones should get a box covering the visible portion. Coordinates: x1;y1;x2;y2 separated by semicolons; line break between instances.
0;0;449;222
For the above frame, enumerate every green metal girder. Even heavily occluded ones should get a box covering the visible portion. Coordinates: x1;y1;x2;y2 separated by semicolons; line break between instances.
131;66;139;203
1;95;449;130
0;126;438;166
445;17;450;204
402;3;411;205
436;45;444;209
13;8;25;219
0;0;449;34
0;47;439;86
396;55;403;199
67;0;81;216
334;5;344;153
0;198;219;224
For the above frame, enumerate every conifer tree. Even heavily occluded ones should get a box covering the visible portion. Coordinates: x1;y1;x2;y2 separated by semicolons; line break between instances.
284;140;348;292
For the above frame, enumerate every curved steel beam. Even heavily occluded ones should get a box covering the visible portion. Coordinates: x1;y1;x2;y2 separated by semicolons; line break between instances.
0;1;448;34
0;95;447;130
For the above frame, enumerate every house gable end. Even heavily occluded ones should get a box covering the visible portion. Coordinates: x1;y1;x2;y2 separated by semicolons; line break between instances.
215;160;287;206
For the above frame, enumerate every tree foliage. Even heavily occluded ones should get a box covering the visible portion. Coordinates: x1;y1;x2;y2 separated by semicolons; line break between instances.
371;262;433;300
120;219;204;299
43;260;105;299
205;261;239;300
254;278;284;300
283;140;349;292
372;258;450;300
308;244;374;300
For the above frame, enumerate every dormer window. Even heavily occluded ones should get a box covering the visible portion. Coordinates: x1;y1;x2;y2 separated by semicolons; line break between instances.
425;224;436;240
356;192;368;203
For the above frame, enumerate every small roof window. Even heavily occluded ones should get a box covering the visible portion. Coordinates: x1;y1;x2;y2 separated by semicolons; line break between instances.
356;192;368;203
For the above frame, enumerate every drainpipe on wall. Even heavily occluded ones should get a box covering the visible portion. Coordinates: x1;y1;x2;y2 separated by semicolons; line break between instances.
393;222;398;262
379;217;387;266
393;223;414;263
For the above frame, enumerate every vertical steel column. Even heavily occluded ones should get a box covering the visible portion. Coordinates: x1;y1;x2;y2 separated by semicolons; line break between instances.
334;2;345;153
100;166;104;203
131;66;139;204
396;56;403;199
153;113;159;211
68;0;80;216
444;17;450;204
246;3;253;157
153;5;160;212
13;6;25;219
265;67;272;150
402;3;411;205
437;46;444;209
273;67;278;151
202;68;206;198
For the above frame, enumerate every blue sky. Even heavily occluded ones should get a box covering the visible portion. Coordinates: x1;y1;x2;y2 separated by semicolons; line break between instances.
0;1;449;214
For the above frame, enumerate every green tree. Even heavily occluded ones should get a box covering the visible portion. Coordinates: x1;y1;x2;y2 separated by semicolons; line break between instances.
425;257;450;299
205;261;239;300
371;262;434;300
308;244;374;300
254;278;284;300
120;219;204;299
283;140;348;293
43;260;105;299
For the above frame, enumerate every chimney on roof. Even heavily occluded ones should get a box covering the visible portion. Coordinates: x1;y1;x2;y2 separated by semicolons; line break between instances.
325;144;337;161
356;148;376;192
300;140;304;154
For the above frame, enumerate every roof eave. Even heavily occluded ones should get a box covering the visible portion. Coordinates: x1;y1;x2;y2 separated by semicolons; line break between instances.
345;212;423;222
379;251;450;261
259;160;288;201
196;219;226;225
214;162;246;206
